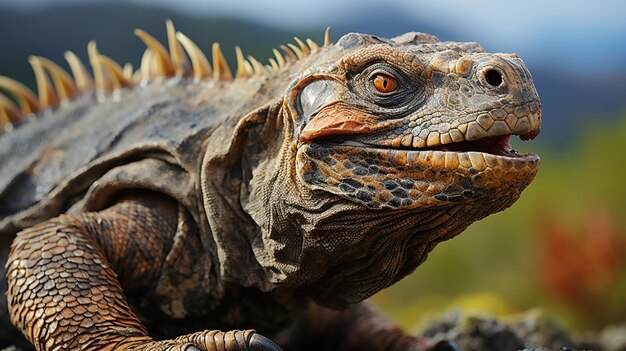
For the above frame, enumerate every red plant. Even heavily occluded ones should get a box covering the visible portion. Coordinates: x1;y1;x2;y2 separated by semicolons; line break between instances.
536;208;626;321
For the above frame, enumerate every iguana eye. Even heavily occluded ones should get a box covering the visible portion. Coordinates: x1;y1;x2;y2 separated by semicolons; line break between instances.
372;73;398;93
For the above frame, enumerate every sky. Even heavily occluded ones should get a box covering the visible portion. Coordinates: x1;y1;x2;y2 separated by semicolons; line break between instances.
2;0;626;75
5;0;626;34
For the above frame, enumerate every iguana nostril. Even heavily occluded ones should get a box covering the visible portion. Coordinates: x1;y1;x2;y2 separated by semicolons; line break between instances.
484;68;503;87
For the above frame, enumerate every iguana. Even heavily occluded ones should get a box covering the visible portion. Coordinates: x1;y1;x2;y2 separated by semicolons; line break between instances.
0;21;541;351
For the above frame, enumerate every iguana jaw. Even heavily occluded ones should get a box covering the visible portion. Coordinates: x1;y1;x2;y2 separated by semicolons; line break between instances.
300;100;541;175
296;138;539;209
295;109;540;210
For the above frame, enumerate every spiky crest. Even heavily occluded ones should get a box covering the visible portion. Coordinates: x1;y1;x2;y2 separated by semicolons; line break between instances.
0;21;332;131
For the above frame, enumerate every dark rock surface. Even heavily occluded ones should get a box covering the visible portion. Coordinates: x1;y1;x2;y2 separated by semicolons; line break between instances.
419;310;626;351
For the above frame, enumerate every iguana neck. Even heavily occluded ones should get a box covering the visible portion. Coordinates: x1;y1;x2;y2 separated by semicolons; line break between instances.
199;99;295;291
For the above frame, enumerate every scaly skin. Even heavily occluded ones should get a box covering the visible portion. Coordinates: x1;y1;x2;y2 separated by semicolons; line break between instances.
6;194;263;350
1;27;541;351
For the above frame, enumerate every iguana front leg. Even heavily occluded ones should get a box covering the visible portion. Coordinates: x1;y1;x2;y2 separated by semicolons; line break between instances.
279;302;459;351
6;193;276;351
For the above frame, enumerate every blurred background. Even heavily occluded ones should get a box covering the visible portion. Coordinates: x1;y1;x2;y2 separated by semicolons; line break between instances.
1;0;625;333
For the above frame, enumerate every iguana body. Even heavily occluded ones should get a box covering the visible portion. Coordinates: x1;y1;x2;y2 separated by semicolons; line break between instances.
0;24;541;351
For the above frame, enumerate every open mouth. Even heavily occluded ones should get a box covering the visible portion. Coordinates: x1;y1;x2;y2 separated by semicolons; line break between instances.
334;133;537;161
428;134;525;158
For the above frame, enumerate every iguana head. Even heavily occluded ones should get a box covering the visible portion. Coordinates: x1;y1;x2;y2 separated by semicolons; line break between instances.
289;32;540;212
271;32;541;306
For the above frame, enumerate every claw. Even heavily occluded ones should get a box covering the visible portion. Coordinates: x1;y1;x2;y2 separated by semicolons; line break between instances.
247;333;282;351
433;340;461;351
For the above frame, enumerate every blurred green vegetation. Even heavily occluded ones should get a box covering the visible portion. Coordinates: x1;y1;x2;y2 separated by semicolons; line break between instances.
372;114;626;332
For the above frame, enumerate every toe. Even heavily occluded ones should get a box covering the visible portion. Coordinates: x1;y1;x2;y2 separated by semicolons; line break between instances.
246;333;283;351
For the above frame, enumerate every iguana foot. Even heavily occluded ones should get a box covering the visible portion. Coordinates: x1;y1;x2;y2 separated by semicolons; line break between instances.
123;330;282;351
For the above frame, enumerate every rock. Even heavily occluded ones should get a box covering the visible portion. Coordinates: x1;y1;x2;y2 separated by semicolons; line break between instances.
418;309;591;351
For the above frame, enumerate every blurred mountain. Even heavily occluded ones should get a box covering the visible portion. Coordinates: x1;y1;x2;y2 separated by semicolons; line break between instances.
0;3;316;86
1;3;624;144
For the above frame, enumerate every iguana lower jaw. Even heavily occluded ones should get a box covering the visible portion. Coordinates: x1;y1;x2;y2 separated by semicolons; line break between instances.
295;138;539;209
295;133;540;211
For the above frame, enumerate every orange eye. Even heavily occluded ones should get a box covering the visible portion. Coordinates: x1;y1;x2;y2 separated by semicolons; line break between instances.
372;74;398;93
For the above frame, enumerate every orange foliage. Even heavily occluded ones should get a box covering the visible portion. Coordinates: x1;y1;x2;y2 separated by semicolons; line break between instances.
537;208;626;310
